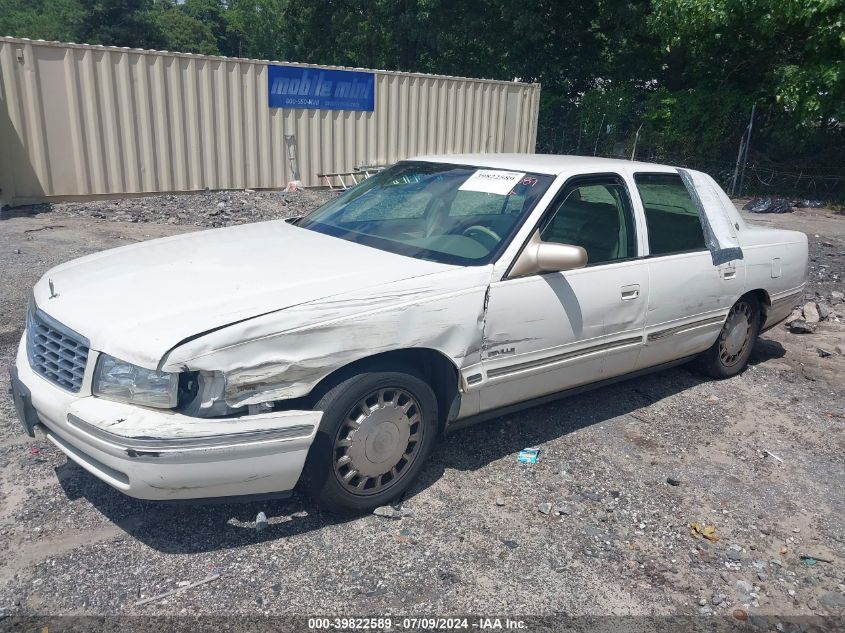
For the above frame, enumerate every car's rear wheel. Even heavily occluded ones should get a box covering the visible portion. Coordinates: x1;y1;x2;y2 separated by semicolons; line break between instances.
301;368;438;514
695;295;761;378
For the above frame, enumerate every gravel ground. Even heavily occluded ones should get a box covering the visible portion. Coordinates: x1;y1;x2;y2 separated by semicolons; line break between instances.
48;187;338;227
0;191;844;626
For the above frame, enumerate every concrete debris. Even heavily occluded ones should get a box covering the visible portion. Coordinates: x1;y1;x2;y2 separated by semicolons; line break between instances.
803;302;820;323
832;290;844;302
495;496;505;507
666;476;681;486
538;502;552;515
255;512;268;532
49;189;338;228
373;506;399;519
788;319;816;334
373;506;413;519
785;307;804;325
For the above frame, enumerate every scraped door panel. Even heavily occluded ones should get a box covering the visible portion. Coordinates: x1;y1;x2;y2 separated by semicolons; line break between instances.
637;252;740;369
478;260;649;412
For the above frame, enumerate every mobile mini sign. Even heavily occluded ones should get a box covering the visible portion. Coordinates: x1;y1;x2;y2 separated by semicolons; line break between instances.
267;65;375;111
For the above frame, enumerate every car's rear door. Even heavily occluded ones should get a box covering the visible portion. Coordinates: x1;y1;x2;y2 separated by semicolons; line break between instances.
476;173;649;412
631;172;744;369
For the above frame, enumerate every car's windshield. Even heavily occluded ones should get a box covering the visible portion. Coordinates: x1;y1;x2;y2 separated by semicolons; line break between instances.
297;161;555;265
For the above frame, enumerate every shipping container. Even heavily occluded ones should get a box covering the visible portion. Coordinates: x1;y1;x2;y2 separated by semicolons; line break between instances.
0;37;540;206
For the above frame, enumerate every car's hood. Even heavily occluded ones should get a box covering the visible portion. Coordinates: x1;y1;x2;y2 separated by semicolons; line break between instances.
32;220;454;367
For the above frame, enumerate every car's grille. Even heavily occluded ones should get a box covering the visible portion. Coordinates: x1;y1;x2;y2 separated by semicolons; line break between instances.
27;308;90;393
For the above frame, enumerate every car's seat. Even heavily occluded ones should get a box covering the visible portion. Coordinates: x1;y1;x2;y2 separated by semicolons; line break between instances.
541;199;622;264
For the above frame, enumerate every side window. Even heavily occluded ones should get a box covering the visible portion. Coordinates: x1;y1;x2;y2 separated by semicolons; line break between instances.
539;177;636;266
634;173;706;256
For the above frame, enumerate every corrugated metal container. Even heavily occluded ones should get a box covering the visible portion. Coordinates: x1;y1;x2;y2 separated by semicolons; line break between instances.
0;37;540;206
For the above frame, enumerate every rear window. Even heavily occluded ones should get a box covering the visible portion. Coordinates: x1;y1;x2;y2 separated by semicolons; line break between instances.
634;173;706;256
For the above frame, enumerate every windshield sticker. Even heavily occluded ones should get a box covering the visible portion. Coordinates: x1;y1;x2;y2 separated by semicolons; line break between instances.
459;170;526;195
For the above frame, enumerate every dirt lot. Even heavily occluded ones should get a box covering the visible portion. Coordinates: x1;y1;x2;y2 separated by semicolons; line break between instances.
0;190;844;626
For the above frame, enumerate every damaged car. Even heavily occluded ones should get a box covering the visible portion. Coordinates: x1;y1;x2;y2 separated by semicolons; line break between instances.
10;155;808;513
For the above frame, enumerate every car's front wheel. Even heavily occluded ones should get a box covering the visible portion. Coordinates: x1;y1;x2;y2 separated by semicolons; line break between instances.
695;294;761;378
301;367;439;514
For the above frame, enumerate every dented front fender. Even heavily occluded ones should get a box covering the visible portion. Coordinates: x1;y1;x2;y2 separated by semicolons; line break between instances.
162;267;493;408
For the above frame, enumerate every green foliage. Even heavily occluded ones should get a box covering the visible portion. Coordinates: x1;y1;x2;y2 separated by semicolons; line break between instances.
649;0;845;123
77;0;162;48
1;0;843;196
0;0;85;42
152;3;218;55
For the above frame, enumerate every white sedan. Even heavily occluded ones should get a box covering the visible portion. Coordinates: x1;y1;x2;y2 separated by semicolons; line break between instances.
10;155;807;513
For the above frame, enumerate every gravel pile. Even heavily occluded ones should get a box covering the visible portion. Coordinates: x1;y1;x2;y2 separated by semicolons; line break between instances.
49;188;339;228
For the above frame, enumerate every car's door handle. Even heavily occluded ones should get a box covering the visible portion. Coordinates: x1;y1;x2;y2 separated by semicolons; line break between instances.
721;266;737;280
621;284;640;300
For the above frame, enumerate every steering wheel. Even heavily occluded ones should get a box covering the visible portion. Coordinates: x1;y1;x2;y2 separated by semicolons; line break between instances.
462;225;501;249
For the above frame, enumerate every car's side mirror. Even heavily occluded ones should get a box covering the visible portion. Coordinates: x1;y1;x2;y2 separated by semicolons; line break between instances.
508;231;588;278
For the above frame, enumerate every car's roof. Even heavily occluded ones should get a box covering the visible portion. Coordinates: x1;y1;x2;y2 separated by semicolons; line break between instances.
407;153;678;176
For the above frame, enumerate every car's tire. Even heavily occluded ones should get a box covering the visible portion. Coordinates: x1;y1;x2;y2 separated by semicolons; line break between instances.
695;294;761;378
300;367;439;514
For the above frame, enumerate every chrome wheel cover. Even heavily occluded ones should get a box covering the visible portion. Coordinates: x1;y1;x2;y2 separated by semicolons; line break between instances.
333;387;424;495
719;302;753;367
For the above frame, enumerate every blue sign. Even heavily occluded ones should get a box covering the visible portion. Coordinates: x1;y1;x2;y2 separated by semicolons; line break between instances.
268;65;375;111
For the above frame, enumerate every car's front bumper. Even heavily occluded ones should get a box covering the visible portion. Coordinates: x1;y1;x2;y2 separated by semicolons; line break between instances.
11;334;322;501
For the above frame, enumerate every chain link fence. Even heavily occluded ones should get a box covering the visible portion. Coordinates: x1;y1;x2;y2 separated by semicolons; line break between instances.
536;115;845;202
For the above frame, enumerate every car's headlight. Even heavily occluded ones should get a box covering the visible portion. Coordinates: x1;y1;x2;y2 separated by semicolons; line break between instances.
93;354;179;409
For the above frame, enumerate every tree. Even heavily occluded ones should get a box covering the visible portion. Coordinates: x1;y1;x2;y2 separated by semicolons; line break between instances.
0;0;86;43
77;0;163;48
153;2;219;55
649;0;845;122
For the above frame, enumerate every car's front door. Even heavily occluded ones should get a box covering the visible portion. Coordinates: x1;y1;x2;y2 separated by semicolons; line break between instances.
477;174;649;412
